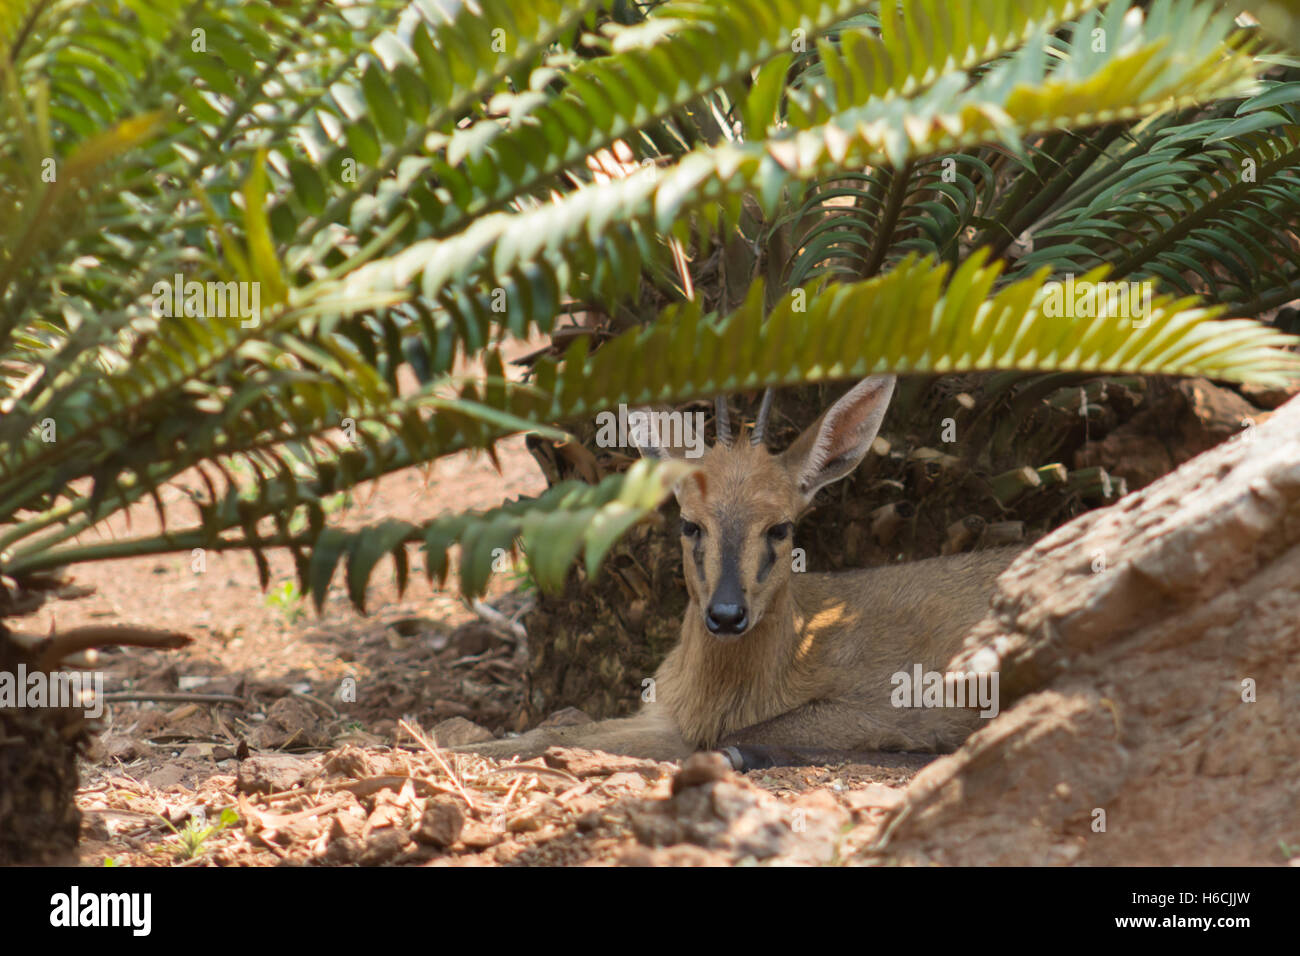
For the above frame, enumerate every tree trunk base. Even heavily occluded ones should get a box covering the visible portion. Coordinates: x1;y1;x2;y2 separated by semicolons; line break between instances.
521;518;687;725
0;635;87;864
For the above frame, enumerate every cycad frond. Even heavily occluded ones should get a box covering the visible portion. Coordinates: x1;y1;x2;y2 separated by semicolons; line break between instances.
4;0;1299;608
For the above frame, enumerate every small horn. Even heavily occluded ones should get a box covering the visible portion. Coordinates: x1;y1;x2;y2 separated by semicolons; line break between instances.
750;388;775;445
715;396;732;446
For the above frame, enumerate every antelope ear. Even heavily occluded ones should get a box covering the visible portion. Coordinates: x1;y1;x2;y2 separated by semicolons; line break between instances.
781;375;895;506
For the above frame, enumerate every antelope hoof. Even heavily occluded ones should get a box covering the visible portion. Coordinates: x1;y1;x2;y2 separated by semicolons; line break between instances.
719;744;769;771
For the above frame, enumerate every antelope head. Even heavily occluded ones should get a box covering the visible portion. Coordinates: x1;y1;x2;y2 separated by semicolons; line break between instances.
640;376;896;641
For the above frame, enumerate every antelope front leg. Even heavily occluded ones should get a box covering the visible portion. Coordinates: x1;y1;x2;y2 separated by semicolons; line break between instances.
451;710;695;763
450;727;561;762
716;699;974;770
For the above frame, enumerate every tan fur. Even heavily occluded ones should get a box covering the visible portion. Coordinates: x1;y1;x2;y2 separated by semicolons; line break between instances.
461;379;1019;764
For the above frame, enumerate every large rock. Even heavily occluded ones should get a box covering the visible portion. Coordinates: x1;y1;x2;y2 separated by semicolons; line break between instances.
871;394;1300;866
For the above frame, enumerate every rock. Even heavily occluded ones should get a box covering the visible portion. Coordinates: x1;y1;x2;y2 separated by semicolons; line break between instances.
142;764;187;790
632;774;850;864
322;745;373;779
235;754;318;794
359;828;408;866
244;723;290;751
365;802;408;832
1075;378;1268;490
506;808;546;833
629;810;685;847
321;833;362;864
431;699;475;719
1238;381;1299;410
884;395;1300;866
264;695;330;748
330;812;365;841
80;813;110;842
542;746;660;778
618;844;721;866
99;732;148;762
449;623;508;656
672;751;732;793
133;710;167;736
414;800;464;847
505;794;559;834
429;717;495;747
603;771;647;792
457;820;502;849
842;784;906;813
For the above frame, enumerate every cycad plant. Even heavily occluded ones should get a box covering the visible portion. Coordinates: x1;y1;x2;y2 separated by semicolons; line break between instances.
2;0;1300;824
2;0;1297;619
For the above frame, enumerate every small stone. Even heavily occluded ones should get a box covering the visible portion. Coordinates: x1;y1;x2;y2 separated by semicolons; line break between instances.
507;807;547;833
322;745;373;779
100;733;148;762
235;753;317;794
266;695;327;747
449;623;507;656
457;820;502;849
321;834;362;864
431;699;474;719
842;784;905;813
359;828;408;866
672;751;732;793
543;747;657;778
414;800;464;847
630;810;685;848
429;716;495;747
330;813;365;841
603;771;647;792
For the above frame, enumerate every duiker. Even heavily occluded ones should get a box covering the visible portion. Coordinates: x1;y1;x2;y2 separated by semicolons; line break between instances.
461;376;1019;769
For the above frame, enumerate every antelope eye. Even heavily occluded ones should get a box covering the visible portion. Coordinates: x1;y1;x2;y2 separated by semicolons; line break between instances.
767;522;793;542
680;519;702;538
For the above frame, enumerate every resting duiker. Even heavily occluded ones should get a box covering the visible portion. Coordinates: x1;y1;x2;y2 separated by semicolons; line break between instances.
460;376;1018;769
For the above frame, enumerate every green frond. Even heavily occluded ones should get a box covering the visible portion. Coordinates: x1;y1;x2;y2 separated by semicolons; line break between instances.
500;252;1298;429
335;0;1257;368
4;0;1299;617
5;456;694;604
1015;82;1300;314
787;0;1109;127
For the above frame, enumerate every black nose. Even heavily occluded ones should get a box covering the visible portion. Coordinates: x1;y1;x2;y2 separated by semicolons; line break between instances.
706;602;748;635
